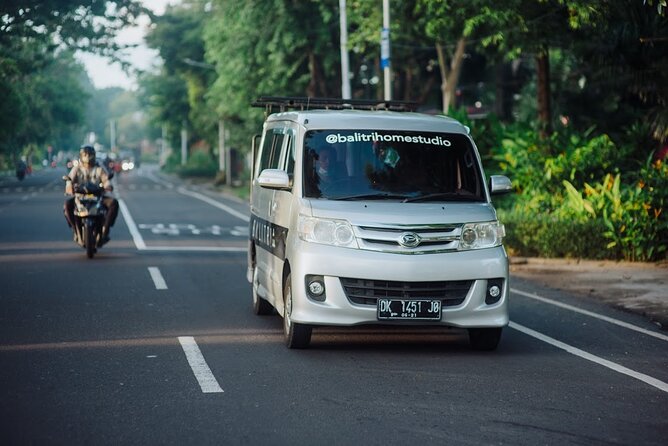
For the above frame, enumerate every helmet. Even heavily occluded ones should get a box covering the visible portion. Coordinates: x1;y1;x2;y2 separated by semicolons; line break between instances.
80;145;96;167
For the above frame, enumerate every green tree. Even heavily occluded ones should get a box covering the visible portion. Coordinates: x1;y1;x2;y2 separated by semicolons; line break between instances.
139;72;189;148
203;0;343;147
569;1;668;142
141;1;216;153
0;0;145;60
415;0;524;114
0;47;87;162
86;87;123;148
347;1;441;103
0;0;147;164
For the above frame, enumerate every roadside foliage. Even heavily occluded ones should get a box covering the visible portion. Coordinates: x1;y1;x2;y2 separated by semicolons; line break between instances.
489;125;667;261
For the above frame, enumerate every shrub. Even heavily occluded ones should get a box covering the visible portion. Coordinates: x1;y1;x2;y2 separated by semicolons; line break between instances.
163;150;218;178
499;207;609;259
494;122;667;261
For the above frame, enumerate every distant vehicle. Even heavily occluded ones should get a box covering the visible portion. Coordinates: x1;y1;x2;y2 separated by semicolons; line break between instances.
118;151;135;172
248;96;513;350
121;159;135;171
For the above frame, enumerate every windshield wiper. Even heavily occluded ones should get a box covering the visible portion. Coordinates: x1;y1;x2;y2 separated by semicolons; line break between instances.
332;193;412;201
402;192;481;203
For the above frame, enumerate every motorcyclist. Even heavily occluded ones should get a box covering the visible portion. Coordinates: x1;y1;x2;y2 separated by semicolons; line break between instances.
15;158;27;180
63;145;119;246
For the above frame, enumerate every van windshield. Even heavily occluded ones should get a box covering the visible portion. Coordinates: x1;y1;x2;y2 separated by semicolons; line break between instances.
303;129;485;202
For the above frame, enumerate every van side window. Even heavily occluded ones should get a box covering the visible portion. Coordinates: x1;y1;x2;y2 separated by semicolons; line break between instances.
257;129;285;175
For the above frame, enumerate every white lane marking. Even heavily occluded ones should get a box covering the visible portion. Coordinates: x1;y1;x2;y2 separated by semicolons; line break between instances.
146;169;247;223
148;267;167;290
118;198;147;250
120;199;245;252
509;321;668;393
178;336;224;394
145;172;174;189
511;288;668;342
176;187;249;222
141;246;246;252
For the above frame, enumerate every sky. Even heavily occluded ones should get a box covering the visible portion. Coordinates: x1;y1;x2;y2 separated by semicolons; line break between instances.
76;0;179;90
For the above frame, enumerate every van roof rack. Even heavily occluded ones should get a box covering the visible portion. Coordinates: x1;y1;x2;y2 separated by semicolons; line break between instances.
252;96;419;114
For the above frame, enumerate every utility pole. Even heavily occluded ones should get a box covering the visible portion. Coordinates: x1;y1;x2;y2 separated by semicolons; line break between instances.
339;0;351;99
225;127;231;186
223;119;230;176
181;123;187;166
110;120;116;152
381;0;391;100
161;125;167;166
219;119;232;185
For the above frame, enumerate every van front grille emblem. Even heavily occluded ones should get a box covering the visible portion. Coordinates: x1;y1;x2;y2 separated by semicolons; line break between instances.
398;232;421;248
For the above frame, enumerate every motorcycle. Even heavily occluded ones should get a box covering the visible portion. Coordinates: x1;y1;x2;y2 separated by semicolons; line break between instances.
63;176;108;259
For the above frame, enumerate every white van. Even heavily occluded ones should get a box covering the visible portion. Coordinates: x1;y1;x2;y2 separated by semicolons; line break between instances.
248;97;512;350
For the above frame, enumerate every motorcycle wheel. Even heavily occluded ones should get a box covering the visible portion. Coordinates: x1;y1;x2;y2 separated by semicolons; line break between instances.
84;225;95;259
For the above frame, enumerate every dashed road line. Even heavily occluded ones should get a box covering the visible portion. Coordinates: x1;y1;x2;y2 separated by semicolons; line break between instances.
148;267;167;289
178;336;224;394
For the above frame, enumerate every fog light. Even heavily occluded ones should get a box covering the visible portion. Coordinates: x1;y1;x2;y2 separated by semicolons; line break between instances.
485;279;504;305
305;275;326;302
309;281;325;296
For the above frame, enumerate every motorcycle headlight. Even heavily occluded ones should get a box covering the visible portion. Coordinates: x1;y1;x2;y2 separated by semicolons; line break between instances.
458;221;505;250
298;215;358;248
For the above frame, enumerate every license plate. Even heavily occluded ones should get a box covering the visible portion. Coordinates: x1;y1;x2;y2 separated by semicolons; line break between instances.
377;299;442;321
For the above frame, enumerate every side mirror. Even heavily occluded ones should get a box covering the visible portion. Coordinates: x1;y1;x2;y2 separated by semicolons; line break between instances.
257;169;291;190
489;175;513;195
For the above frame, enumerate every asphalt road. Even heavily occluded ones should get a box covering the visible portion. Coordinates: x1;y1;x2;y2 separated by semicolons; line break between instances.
1;165;666;445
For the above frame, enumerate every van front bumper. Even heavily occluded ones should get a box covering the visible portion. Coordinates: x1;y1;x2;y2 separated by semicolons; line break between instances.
287;242;509;328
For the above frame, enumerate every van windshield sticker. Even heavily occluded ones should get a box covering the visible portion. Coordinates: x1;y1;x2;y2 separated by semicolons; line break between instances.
325;132;451;147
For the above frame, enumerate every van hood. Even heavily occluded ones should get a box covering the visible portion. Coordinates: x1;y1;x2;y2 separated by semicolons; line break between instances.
303;199;498;226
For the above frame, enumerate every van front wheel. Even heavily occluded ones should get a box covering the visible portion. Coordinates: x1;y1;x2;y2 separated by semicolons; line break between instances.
283;273;312;349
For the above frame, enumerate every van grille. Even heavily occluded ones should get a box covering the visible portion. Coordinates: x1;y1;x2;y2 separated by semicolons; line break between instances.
354;224;461;254
340;278;472;307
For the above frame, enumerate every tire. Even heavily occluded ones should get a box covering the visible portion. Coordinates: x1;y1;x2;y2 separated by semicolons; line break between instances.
468;327;502;351
84;224;95;259
252;263;273;315
283;273;312;349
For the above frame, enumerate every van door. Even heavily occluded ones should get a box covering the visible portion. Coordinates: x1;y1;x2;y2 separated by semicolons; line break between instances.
264;126;297;311
250;125;288;306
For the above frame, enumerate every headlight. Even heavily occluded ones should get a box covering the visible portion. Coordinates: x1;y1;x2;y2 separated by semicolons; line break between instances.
458;221;505;250
298;215;358;248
